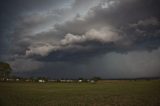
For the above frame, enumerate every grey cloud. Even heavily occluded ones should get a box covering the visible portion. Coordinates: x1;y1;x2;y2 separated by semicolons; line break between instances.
1;0;160;78
14;49;160;79
55;0;160;32
9;59;44;72
25;27;121;58
130;17;160;27
1;0;101;59
25;0;160;62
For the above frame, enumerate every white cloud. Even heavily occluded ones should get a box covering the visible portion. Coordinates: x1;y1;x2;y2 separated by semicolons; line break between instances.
25;27;121;57
85;27;120;42
61;33;85;45
61;27;120;45
26;44;57;56
130;17;159;27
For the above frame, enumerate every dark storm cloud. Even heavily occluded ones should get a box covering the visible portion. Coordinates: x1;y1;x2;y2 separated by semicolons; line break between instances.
24;0;160;61
14;49;160;79
0;0;160;78
0;0;71;58
1;0;160;62
54;0;160;33
0;0;74;60
0;0;67;33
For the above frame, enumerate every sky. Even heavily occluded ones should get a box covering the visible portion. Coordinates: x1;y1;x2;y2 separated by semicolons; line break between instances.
0;0;160;79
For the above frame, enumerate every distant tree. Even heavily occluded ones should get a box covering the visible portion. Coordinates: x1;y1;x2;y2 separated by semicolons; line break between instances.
91;77;101;81
29;77;35;82
10;75;19;81
0;62;12;80
78;77;84;80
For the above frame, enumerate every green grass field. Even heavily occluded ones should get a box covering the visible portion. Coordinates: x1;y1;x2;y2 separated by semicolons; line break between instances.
0;80;160;106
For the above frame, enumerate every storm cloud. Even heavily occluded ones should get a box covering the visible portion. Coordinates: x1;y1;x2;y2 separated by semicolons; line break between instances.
24;0;160;61
0;0;160;78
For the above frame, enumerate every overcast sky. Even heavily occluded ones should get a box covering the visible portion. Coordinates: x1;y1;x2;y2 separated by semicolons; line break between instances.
0;0;160;79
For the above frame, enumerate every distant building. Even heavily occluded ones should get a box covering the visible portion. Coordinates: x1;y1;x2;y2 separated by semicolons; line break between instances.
16;79;20;81
90;80;95;83
78;80;82;82
38;79;45;83
60;80;73;83
25;79;31;82
6;78;14;81
66;80;73;83
60;80;66;82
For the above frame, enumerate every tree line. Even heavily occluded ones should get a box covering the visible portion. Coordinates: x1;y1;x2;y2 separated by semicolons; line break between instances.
0;61;101;82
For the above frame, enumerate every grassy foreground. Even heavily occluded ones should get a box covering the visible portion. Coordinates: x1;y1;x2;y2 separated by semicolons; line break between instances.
0;80;160;106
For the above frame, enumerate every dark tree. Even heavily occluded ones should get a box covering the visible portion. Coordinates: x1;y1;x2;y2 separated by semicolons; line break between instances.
91;77;101;81
0;62;12;80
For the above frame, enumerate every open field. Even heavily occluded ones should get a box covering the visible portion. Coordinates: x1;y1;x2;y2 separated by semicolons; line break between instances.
0;80;160;106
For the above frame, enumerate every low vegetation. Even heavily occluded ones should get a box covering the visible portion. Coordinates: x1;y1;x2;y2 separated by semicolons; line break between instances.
0;80;160;106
